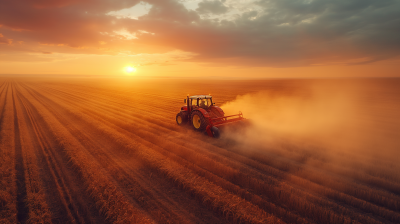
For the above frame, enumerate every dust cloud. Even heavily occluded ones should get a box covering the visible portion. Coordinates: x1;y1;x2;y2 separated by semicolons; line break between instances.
220;79;400;169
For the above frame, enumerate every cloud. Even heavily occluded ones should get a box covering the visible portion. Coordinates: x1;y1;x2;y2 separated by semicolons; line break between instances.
0;0;399;68
141;0;199;22
0;33;11;44
0;0;143;48
140;0;400;67
196;0;229;15
107;2;153;19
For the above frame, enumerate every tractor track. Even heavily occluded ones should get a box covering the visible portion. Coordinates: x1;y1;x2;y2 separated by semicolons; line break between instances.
22;81;400;223
23;84;276;222
25;82;400;219
11;83;29;224
28;83;181;132
11;83;28;223
17;83;156;224
20;84;392;223
21;77;229;223
0;82;9;142
28;83;396;183
44;82;400;177
32;88;394;224
14;83;106;224
46;82;400;188
33;81;400;182
0;81;18;224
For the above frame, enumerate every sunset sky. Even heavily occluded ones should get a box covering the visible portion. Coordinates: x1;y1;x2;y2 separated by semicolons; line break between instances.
1;0;399;78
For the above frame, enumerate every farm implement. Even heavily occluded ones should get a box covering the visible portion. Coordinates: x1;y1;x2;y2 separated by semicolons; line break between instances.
176;95;245;138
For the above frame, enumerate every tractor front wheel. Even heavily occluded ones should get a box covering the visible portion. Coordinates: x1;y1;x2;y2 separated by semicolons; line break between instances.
191;111;209;131
176;112;188;125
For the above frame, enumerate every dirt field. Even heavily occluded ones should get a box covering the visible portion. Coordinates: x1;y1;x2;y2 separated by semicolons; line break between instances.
0;76;399;224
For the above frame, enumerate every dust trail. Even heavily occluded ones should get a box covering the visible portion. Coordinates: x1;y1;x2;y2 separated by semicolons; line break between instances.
220;80;400;169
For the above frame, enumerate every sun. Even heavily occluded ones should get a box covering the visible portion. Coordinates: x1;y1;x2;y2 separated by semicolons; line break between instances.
125;66;136;73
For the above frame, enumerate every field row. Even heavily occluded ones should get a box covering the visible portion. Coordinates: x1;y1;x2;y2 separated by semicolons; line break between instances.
1;77;399;224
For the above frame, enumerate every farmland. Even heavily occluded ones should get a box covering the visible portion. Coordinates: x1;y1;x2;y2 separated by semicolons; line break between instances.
0;76;399;224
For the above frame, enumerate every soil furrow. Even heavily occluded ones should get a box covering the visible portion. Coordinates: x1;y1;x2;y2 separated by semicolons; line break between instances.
13;83;52;223
0;81;18;224
31;82;400;193
11;83;29;224
2;77;399;224
22;78;231;224
26;82;397;223
23;78;282;223
18;80;155;224
0;82;9;139
16;83;109;224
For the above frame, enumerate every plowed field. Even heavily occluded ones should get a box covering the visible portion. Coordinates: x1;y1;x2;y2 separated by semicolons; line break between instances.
1;76;399;224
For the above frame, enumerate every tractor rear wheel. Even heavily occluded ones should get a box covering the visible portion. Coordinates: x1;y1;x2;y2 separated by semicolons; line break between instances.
191;111;209;131
176;112;188;125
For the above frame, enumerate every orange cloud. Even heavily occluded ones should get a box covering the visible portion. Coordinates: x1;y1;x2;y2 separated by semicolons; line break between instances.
0;33;12;44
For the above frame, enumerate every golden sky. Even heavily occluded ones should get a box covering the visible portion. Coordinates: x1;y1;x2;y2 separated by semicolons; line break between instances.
1;0;399;78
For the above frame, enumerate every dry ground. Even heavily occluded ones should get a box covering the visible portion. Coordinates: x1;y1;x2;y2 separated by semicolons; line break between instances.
0;76;399;224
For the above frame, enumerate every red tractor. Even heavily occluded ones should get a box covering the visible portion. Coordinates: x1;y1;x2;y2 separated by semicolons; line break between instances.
176;95;245;138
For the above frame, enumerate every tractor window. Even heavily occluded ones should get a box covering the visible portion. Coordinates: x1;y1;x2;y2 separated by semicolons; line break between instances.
199;98;211;108
190;99;198;107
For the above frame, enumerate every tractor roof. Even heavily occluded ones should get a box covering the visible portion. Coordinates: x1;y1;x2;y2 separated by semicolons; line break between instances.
189;95;212;99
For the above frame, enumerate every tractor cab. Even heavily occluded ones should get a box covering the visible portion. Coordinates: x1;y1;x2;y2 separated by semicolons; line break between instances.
185;95;213;110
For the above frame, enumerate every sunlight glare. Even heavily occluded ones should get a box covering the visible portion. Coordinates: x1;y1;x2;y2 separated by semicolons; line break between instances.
125;66;136;74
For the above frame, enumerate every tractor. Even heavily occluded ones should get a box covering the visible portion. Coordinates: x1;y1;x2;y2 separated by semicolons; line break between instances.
176;95;245;138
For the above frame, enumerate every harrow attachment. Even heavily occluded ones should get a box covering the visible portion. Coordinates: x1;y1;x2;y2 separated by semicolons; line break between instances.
206;112;245;138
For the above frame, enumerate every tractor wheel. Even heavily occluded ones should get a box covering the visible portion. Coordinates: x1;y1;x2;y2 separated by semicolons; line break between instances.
176;112;188;125
211;126;220;138
191;111;209;131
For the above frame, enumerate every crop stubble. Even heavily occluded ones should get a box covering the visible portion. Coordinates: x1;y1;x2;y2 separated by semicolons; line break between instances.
0;76;399;224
